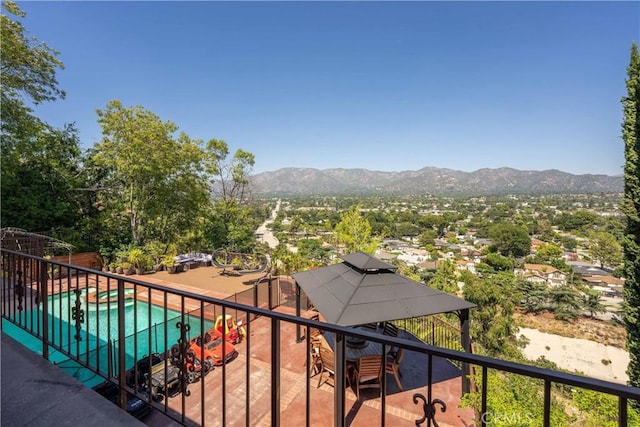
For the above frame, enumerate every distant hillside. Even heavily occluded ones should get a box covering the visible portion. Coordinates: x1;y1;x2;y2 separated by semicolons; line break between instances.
250;167;623;196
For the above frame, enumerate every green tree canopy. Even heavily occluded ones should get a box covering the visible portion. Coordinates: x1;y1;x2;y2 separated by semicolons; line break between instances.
0;1;64;139
488;222;532;257
484;252;515;272
621;42;640;392
203;138;256;251
463;272;525;357
429;259;459;294
334;204;378;255
0;1;93;247
93;100;209;245
588;231;623;269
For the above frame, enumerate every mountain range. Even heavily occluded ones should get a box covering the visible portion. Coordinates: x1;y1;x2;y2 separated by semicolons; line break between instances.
250;167;623;196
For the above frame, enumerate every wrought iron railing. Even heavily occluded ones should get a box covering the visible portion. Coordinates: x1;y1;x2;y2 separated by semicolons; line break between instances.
395;314;464;352
2;249;639;427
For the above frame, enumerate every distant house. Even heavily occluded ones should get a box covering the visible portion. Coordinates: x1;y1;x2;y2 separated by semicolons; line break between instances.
473;238;492;247
582;275;625;297
375;251;396;263
397;248;431;266
530;238;546;253
455;259;476;274
418;260;439;270
515;263;567;287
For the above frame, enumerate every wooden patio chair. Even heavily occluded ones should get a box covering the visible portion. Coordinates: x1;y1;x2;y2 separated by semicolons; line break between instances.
352;355;383;400
317;346;338;388
308;332;326;377
382;322;399;338
385;347;405;391
361;323;378;332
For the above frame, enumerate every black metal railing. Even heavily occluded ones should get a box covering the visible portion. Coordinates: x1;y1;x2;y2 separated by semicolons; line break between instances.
2;249;639;427
396;314;463;352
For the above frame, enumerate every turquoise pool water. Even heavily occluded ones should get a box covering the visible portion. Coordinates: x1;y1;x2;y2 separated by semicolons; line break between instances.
3;289;213;387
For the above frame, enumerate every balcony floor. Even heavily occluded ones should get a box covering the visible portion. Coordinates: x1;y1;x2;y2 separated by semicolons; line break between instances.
1;332;146;427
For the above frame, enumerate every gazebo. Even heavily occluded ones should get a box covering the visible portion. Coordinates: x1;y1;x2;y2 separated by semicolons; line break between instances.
291;252;476;392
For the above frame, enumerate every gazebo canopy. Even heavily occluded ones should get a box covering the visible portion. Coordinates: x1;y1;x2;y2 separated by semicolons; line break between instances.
292;252;475;327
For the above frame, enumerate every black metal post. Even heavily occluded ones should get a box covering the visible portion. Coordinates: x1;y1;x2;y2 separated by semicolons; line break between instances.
39;259;49;360
295;281;303;342
334;333;346;427
460;308;471;394
117;279;127;411
271;317;281;427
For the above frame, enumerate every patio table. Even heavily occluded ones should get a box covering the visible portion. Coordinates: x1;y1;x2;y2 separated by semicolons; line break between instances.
325;328;386;363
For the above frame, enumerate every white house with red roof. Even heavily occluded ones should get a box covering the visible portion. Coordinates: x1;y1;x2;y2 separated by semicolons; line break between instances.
515;263;568;287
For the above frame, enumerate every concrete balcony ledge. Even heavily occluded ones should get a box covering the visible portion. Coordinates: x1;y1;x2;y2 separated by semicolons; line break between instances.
1;333;145;427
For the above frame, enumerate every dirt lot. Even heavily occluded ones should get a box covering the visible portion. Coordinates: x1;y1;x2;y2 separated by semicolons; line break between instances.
515;310;627;349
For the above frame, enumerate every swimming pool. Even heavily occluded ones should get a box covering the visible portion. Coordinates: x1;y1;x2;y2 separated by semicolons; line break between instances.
3;289;213;387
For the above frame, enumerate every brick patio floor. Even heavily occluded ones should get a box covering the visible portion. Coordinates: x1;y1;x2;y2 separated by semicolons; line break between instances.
136;282;477;427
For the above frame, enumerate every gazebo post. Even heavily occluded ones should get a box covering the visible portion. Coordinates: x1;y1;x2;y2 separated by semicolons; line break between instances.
459;308;471;394
295;280;304;342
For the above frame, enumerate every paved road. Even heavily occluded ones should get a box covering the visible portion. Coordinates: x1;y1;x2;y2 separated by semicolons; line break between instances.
256;199;280;249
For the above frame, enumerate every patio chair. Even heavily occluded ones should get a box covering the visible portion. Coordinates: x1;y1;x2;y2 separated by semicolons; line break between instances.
361;323;378;332
382;322;399;338
308;331;325;377
385;347;405;391
353;355;383;400
309;341;322;377
317;346;339;388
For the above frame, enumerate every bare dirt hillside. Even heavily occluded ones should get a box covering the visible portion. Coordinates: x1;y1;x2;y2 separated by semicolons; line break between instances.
515;311;627;349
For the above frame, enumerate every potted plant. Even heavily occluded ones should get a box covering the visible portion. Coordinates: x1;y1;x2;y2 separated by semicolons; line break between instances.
128;248;148;275
109;262;117;273
145;241;166;273
122;262;134;275
163;255;177;274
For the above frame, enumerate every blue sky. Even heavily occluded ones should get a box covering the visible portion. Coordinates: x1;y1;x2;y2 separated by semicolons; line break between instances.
18;1;639;175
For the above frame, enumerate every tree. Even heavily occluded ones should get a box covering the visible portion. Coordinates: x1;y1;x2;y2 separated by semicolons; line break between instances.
297;238;330;265
93;100;209;245
588;231;623;269
549;285;582;321
516;278;548;313
622;42;640;392
529;242;569;271
560;236;577;252
485;252;515;272
488;222;532;257
580;287;606;319
203;138;256;250
0;1;64;140
0;2;98;247
463;273;525;357
2;124;85;234
334;204;378;255
429;260;459;294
